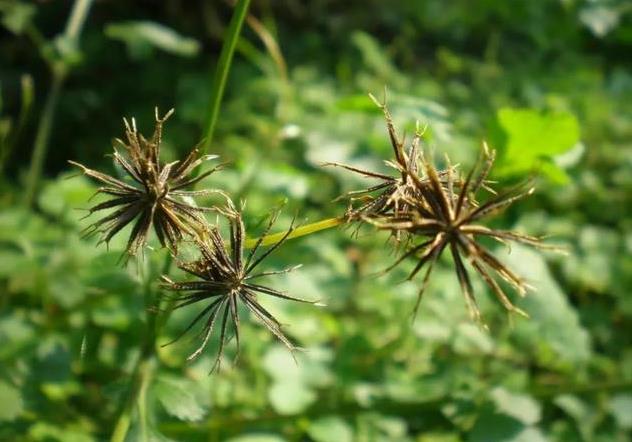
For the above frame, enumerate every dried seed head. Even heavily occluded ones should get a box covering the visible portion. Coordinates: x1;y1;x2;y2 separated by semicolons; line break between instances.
324;95;458;244
370;145;557;324
70;108;226;261
161;201;319;372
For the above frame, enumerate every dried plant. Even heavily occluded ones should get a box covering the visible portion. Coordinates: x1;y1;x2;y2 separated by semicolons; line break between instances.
161;203;320;371
369;144;554;323
325;95;427;222
70;108;225;260
324;95;455;241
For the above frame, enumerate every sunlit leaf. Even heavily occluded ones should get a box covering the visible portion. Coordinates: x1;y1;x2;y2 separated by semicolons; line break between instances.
105;21;200;58
490;107;580;181
153;375;208;422
268;380;316;415
308;416;353;442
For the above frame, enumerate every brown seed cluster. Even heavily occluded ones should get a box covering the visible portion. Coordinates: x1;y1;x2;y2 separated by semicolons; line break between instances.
70;109;225;259
161;203;319;371
330;95;554;324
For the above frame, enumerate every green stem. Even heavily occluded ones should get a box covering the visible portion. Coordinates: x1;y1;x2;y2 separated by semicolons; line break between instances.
110;356;155;442
24;73;63;207
244;217;345;248
24;0;93;207
201;0;251;153
110;264;160;442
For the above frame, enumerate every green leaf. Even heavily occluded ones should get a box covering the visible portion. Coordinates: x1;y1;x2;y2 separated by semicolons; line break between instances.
28;422;95;442
0;380;24;421
308;416;353;442
38;173;96;224
490;387;541;425
452;323;494;355
609;394;632;430
490;107;580;180
500;243;591;367
153;375;208;422
553;394;597;440
105;21;200;58
468;409;546;442
579;6;621;38
268;380;315;415
0;1;36;35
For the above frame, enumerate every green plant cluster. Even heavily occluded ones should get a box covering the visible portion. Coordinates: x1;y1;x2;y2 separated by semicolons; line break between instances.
1;1;631;441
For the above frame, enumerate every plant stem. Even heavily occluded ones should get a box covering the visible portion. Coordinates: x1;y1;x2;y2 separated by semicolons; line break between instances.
110;262;160;442
24;0;93;207
201;0;251;153
244;216;345;248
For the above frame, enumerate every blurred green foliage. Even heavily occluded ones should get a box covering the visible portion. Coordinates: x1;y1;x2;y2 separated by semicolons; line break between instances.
1;0;631;441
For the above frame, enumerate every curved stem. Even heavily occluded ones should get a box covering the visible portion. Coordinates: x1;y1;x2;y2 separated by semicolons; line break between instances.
244;217;345;249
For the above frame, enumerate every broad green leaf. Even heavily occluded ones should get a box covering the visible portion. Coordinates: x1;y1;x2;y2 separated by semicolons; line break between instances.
0;380;23;421
490;107;580;181
490;387;541;425
105;21;200;58
468;409;546;442
268;380;315;415
153;375;208;422
500;243;591;367
308;416;353;442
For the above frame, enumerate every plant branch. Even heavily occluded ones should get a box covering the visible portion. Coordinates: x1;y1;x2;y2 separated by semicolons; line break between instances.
244;216;345;248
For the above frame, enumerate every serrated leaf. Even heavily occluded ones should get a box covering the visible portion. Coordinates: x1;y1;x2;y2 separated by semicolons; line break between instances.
490;107;580;180
153;375;208;422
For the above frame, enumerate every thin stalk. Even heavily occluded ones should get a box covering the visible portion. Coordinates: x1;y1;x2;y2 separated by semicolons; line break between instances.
24;0;94;207
201;0;251;153
244;216;345;248
110;253;172;442
110;271;158;442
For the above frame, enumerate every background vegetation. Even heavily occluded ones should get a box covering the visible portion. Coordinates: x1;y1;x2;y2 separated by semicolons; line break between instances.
1;0;631;441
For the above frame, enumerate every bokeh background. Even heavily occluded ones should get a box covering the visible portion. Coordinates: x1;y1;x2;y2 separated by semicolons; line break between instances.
1;0;631;441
